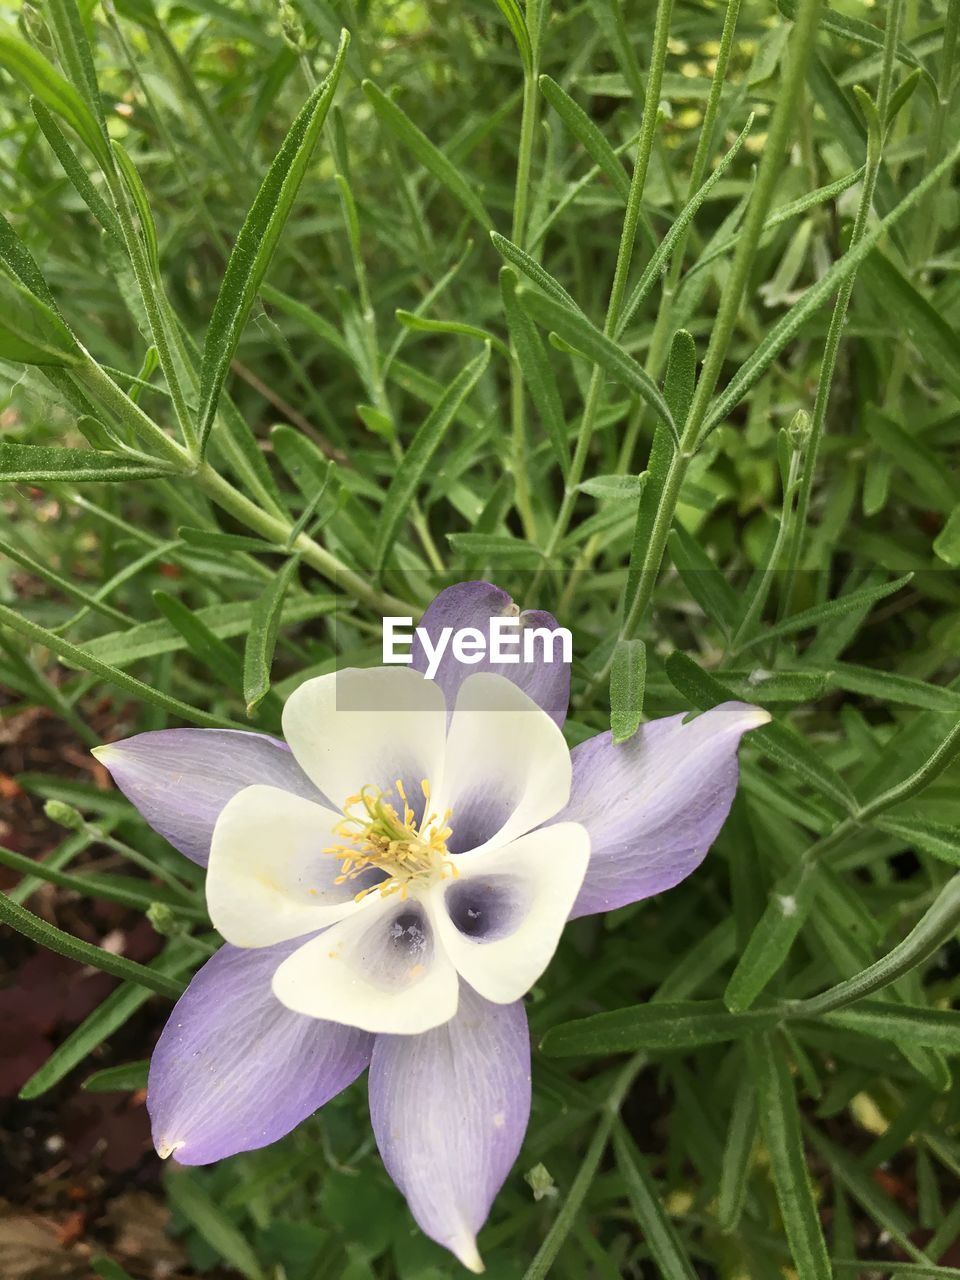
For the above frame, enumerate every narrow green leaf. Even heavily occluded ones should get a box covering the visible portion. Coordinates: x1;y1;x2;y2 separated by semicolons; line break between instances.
153;590;245;695
0;441;173;483
612;1124;699;1280
873;816;960;867
0;601;247;729
447;531;543;567
821;1003;960;1054
717;1064;758;1232
375;344;490;570
618;119;753;334
541;999;780;1057
83;1060;150;1092
752;1034;832;1280
501;267;570;476
492;0;532;71
0;31;111;168
797;877;960;1016
934;505;960;566
197;31;350;452
362;78;493;232
539;75;631;202
0;891;185;999
243;556;300;714
0;267;82;366
668;525;739;630
31;97;123;242
864;409;960;514
395;308;510;359
609;638;646;744
724;861;818;1013
490;231;582;314
733;573;914;654
112;141;160;277
823;663;960;715
517;288;677;437
165;1169;266;1280
700;139;960;439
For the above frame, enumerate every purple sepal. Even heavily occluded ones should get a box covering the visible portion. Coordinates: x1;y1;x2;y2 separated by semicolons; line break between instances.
412;581;570;727
94;728;324;865
148;942;372;1165
368;982;530;1272
562;702;769;918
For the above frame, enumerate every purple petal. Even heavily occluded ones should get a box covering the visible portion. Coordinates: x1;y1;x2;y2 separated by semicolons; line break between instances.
368;983;530;1272
149;942;372;1165
562;702;770;919
412;581;570;727
93;729;324;866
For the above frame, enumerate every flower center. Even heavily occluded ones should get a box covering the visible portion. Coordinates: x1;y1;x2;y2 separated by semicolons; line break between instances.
325;779;458;902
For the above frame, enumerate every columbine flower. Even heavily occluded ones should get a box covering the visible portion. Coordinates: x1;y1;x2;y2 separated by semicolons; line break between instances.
93;581;768;1272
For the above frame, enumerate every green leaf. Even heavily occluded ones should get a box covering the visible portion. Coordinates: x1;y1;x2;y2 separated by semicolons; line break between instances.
733;573;914;654
0;842;203;916
723;861;818;1013
668;524;739;631
609;638;646;744
0;891;185;1000
92;1260;137;1280
577;474;647;499
0;441;173;483
31;97;123;243
375;344;490;570
83;1060;150;1092
153;590;245;696
796;876;960;1016
864;409;960;514
821;1003;960;1055
541;999;780;1056
492;0;532;71
752;1034;832;1280
0;601;247;729
618;119;753;333
0;267;82;366
81;595;337;669
0;31;111;168
501;268;570;477
934;505;960;566
517;287;677;437
362;78;493;232
822;663;960;715
539;75;631;202
197;31;350;453
243;556;300;714
612;1124;699;1280
717;1064;758;1232
490;231;582;314
112;141;160;277
447;531;543;567
873;816;960;867
699;138;960;440
395;308;510;359
165;1169;266;1280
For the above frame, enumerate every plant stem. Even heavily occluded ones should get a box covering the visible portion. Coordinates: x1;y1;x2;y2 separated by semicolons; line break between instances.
781;0;903;603
509;0;547;543
540;0;675;565
617;0;824;654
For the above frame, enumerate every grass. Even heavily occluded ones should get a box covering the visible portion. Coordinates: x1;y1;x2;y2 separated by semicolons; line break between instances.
1;0;959;1275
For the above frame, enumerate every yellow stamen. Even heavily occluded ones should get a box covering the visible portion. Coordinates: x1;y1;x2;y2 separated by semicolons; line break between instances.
325;779;457;902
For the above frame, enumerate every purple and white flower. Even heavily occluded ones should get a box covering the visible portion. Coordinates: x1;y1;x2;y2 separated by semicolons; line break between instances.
93;580;768;1271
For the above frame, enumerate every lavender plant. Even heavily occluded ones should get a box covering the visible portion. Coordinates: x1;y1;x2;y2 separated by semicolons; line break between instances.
1;0;959;1276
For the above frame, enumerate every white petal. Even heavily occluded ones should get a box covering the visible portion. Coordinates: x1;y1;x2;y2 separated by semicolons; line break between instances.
271;894;460;1034
431;822;590;1003
206;785;361;947
281;667;448;814
438;672;572;854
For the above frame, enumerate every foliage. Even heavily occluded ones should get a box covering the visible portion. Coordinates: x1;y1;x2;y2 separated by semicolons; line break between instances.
1;0;959;1275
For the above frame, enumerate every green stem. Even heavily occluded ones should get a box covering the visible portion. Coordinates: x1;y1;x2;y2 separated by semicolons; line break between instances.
195;463;413;616
509;0;547;542
617;0;824;653
540;0;675;564
782;0;903;600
